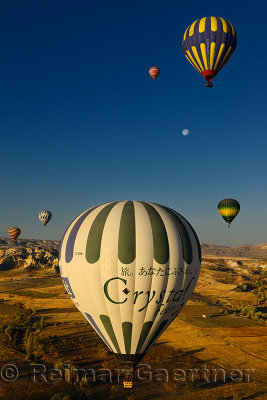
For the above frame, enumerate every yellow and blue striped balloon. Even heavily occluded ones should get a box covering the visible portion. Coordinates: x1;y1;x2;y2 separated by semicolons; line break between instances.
182;17;237;87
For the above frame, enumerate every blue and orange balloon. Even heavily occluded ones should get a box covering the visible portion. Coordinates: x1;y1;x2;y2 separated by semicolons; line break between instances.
8;227;21;241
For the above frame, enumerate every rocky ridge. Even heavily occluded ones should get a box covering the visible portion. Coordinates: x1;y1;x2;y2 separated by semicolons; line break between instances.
0;238;59;271
0;238;267;271
0;238;59;249
201;242;267;259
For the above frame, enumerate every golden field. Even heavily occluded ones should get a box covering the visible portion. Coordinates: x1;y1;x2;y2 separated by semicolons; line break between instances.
0;251;266;400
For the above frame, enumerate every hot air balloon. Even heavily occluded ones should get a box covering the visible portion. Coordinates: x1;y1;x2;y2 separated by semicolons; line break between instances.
39;210;52;227
217;198;240;228
149;66;160;80
8;227;21;241
182;17;237;87
59;201;201;385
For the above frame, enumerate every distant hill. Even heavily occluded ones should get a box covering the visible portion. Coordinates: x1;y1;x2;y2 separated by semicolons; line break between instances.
201;243;267;260
0;238;59;250
0;237;267;260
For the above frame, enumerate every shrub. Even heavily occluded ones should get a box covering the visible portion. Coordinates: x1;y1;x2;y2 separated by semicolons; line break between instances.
184;380;196;391
110;384;120;393
240;305;256;315
25;334;33;357
40;316;44;331
54;359;77;381
232;392;243;400
0;323;7;331
236;283;254;292
24;327;31;340
50;393;71;400
79;376;93;389
5;324;15;340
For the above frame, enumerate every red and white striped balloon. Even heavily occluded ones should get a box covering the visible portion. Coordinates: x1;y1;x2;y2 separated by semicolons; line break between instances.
149;66;160;80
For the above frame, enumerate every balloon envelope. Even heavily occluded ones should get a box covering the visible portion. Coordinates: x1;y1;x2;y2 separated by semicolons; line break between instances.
149;66;160;80
39;210;52;226
8;227;21;241
182;17;237;86
59;201;201;366
217;198;240;226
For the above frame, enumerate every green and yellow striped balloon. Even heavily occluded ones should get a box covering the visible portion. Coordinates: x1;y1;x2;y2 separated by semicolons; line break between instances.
59;201;201;368
217;198;240;228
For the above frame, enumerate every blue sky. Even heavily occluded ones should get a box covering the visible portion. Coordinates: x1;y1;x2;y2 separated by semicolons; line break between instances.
0;0;266;246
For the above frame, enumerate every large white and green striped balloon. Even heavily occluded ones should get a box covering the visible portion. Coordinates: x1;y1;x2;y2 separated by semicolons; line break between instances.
59;201;201;366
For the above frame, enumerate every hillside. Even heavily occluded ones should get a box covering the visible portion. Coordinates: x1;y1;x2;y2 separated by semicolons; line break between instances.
0;248;266;399
201;242;267;259
1;237;267;260
0;238;59;249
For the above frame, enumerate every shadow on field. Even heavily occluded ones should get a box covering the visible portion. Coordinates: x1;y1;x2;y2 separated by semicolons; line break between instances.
153;341;169;347
40;308;79;314
182;347;206;357
246;391;267;399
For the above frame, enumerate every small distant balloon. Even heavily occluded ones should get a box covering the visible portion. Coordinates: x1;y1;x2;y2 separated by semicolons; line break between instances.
182;129;189;136
217;198;240;228
8;227;21;241
39;210;52;227
149;66;160;80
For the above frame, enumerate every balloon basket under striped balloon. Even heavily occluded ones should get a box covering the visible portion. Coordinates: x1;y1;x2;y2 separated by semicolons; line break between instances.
115;353;144;367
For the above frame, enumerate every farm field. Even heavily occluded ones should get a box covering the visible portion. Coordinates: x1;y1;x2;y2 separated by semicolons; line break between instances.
0;256;266;400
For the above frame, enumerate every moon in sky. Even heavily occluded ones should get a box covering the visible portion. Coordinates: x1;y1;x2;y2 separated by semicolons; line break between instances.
182;129;190;136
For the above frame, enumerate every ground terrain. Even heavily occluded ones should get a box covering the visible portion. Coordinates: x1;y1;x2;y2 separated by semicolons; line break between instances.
0;240;266;400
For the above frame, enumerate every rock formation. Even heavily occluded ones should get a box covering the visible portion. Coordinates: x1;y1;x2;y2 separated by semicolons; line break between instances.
0;245;59;271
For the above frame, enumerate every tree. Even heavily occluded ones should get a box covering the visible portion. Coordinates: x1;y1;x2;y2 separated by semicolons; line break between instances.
25;334;33;358
40;316;44;331
25;327;31;341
